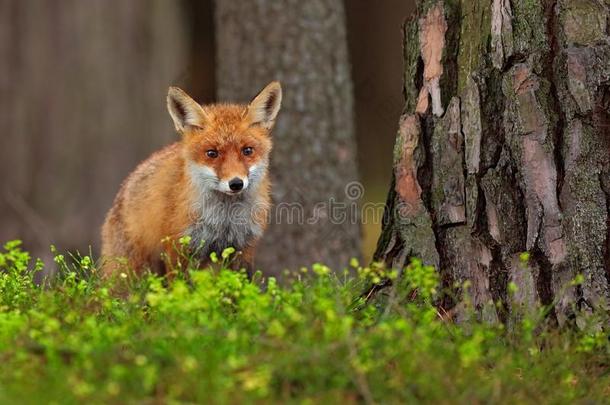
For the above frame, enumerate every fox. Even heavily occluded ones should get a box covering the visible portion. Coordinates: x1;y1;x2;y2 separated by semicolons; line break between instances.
100;81;282;277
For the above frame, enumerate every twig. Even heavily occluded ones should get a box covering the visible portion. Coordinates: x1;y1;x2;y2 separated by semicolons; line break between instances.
3;190;52;249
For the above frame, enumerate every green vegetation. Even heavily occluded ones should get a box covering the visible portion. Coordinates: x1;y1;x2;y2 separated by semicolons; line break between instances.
0;240;608;404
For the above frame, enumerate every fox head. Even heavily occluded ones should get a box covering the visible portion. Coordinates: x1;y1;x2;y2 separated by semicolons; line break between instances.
167;82;281;196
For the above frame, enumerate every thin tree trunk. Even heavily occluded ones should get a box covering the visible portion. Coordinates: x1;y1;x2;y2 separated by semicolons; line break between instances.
215;0;361;274
375;0;610;326
0;0;188;266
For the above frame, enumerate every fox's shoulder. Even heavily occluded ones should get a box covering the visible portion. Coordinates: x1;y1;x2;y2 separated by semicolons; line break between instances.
142;142;182;167
131;142;181;177
116;142;183;197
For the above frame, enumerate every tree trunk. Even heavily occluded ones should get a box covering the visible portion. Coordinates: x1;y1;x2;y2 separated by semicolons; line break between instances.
0;1;188;266
215;0;361;275
375;0;610;326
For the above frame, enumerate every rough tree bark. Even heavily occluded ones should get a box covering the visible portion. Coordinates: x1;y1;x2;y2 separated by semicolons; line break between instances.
375;0;610;326
0;1;187;265
215;0;361;274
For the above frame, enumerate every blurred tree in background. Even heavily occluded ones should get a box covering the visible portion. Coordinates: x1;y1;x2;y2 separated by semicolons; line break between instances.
0;1;188;266
215;0;360;273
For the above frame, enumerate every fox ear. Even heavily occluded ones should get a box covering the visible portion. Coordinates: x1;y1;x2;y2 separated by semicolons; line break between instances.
246;81;282;130
167;87;207;133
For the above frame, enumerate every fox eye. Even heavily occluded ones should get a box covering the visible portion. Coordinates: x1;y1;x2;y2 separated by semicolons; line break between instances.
242;147;253;156
206;149;219;158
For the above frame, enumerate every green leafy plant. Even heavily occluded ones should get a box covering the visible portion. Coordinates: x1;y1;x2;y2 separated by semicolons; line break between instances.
0;241;608;404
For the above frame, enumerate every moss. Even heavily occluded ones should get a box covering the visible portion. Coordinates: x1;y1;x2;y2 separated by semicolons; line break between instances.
392;120;403;163
403;18;421;113
481;162;527;254
372;177;397;262
560;0;607;46
397;208;440;268
438;0;461;107
536;78;559;155
512;0;549;73
429;120;444;209
562;145;608;297
465;175;478;227
456;0;491;94
501;65;556;153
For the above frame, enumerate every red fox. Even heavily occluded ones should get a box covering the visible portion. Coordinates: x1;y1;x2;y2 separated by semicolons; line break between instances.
101;82;282;276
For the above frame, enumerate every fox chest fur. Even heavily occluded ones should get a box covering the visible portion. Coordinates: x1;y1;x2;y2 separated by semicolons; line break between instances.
185;180;266;260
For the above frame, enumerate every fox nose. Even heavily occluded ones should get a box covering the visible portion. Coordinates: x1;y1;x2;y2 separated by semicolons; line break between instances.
228;177;244;191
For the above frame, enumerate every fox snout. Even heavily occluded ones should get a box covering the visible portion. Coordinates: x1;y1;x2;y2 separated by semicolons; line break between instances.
219;176;249;194
189;163;259;196
229;178;244;192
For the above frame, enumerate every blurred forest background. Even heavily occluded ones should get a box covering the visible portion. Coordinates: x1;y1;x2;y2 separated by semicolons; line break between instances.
0;0;414;273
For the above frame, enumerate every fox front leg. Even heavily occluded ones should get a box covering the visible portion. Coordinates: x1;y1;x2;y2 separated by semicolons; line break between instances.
230;246;256;279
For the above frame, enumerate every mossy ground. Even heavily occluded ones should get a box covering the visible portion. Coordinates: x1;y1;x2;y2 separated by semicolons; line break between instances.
0;240;609;404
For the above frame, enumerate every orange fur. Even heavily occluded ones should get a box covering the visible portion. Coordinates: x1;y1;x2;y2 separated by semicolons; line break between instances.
101;82;281;276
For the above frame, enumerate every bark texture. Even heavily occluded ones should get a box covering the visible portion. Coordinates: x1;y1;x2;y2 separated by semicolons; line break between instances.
375;0;610;326
0;1;188;266
215;0;360;274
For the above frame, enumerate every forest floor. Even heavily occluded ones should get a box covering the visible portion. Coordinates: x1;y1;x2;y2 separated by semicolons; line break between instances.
0;240;609;404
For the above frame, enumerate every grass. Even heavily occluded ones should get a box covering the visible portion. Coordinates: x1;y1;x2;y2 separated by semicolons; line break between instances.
0;239;609;404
